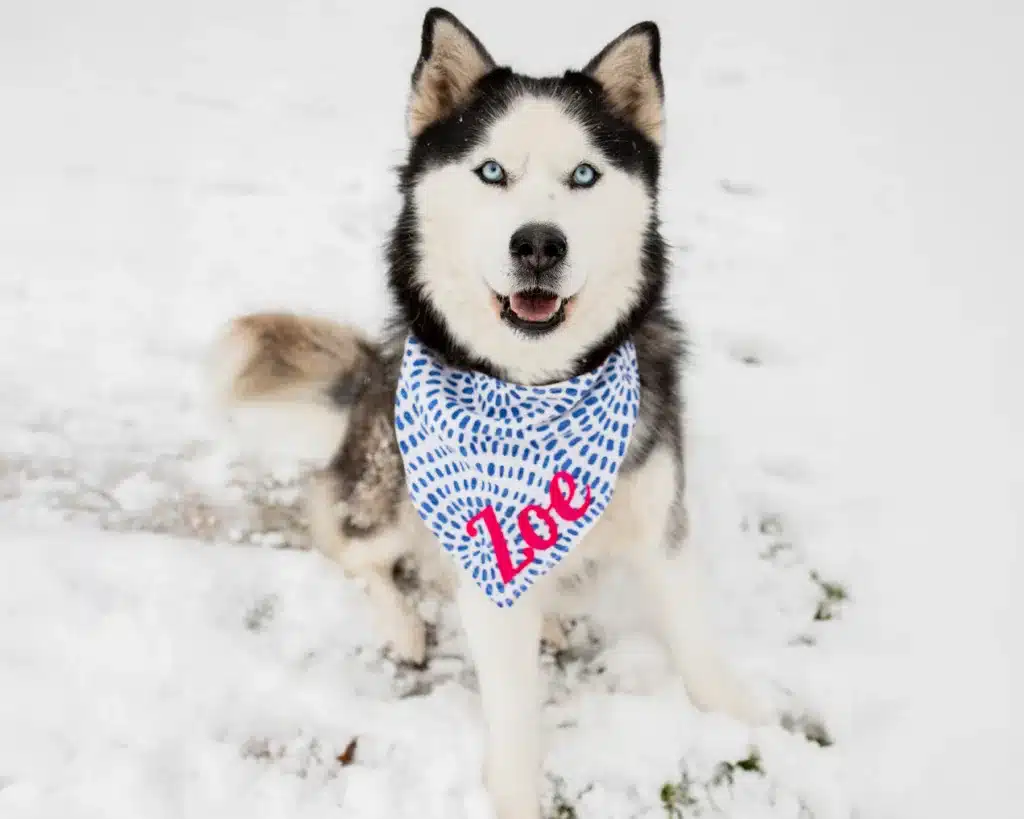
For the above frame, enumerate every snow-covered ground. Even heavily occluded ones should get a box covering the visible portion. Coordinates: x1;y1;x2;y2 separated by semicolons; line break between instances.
1;1;1021;817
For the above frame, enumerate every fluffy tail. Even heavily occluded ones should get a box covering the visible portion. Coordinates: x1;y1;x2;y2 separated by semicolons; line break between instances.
207;312;378;462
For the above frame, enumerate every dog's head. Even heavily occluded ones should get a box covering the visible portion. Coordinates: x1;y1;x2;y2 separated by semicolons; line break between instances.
388;8;668;384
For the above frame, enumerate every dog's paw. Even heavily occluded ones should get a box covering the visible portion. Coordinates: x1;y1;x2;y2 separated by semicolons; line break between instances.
682;656;775;727
540;615;569;652
692;680;775;727
484;770;542;819
390;619;427;667
378;605;427;667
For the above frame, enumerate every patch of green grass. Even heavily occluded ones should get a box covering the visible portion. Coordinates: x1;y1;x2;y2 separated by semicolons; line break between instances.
546;775;589;819
708;750;763;790
551;801;577;819
810;571;849;621
660;751;766;817
660;768;700;818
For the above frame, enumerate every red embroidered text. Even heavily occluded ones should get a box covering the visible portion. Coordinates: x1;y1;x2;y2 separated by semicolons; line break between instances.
465;470;593;584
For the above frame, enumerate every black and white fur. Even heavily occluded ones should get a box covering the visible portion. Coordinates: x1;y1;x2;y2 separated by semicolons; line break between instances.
210;9;771;818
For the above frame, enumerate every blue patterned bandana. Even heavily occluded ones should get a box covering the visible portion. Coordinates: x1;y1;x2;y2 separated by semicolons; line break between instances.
394;335;640;607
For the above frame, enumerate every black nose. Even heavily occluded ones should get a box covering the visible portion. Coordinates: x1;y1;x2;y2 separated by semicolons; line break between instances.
509;223;567;274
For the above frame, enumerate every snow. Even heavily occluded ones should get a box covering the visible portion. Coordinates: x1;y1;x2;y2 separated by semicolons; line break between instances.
1;1;1021;818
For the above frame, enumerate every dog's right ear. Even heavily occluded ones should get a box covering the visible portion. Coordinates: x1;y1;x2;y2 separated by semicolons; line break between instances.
408;8;495;137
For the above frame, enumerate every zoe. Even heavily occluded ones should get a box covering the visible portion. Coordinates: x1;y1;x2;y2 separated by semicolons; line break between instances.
465;470;592;584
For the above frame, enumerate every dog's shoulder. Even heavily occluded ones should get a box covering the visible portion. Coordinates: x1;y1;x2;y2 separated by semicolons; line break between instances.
624;306;686;473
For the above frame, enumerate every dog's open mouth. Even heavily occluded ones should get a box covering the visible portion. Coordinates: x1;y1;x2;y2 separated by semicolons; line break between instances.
494;289;571;335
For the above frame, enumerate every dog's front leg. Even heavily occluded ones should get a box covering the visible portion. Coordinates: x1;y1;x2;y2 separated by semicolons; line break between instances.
635;537;772;726
458;579;543;819
624;448;772;726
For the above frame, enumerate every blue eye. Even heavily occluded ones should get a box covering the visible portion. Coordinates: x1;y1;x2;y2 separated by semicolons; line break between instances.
570;163;599;188
475;160;507;185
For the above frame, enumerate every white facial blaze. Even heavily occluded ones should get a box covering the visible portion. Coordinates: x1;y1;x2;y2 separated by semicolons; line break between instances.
413;96;652;384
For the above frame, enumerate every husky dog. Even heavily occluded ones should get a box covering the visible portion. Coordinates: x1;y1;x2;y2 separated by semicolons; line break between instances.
210;8;770;818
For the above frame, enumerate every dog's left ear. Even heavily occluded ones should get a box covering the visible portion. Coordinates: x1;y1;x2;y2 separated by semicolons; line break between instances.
584;22;664;146
408;8;495;137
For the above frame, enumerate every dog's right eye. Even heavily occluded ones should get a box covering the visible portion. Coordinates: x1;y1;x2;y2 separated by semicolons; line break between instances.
474;160;507;186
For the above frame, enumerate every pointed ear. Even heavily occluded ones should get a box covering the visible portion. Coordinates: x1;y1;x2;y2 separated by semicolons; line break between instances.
584;22;664;145
408;8;495;137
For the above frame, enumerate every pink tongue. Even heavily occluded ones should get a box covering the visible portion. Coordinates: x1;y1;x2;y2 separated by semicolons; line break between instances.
509;292;560;322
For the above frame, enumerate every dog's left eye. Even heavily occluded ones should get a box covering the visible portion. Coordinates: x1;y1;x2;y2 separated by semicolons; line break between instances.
475;160;507;185
569;163;600;188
